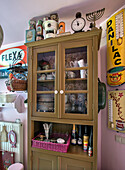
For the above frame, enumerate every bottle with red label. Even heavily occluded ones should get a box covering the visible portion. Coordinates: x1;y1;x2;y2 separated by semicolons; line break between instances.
36;20;44;41
88;126;93;157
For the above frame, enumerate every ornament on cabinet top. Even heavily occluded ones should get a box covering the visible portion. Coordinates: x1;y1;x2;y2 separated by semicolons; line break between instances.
86;8;105;30
71;12;86;33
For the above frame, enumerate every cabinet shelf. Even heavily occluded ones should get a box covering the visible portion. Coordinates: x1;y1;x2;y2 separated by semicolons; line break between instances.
38;79;54;83
31;117;94;126
36;91;54;94
66;78;87;81
65;90;88;94
38;78;87;82
65;67;88;71
37;69;56;74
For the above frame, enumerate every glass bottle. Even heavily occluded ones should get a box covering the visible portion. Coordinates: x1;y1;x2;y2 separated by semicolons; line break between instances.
88;126;93;156
77;125;82;146
83;125;89;152
71;124;77;145
36;20;44;40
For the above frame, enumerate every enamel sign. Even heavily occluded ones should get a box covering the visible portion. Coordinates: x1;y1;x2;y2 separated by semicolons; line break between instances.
108;90;125;133
0;45;27;78
106;9;125;86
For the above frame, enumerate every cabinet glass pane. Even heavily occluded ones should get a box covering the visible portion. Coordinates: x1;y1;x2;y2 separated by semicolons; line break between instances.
65;47;87;68
65;79;87;91
65;93;87;114
37;72;55;91
65;69;87;91
37;94;54;112
37;51;55;70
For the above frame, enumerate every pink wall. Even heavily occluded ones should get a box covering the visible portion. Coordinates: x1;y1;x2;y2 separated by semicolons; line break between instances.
0;79;27;170
98;28;125;170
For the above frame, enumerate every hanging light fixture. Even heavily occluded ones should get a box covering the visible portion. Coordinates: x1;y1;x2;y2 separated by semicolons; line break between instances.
0;25;3;47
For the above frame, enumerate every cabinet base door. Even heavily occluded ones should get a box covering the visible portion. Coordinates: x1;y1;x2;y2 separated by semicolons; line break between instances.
61;157;92;170
33;152;58;170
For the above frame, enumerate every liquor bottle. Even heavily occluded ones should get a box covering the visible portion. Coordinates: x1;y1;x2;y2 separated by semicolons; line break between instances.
71;124;77;145
36;20;44;41
88;126;93;157
77;125;82;146
83;125;89;152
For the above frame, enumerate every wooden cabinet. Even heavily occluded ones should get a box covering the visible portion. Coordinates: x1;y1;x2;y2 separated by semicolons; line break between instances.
26;29;102;170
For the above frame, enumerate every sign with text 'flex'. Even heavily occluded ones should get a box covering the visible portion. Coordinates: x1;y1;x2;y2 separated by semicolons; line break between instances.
0;45;27;78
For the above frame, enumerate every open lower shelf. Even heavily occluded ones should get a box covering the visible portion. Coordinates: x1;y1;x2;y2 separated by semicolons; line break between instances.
31;144;94;162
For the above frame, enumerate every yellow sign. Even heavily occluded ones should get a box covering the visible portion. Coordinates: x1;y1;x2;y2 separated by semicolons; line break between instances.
107;67;125;86
108;90;125;133
107;9;125;86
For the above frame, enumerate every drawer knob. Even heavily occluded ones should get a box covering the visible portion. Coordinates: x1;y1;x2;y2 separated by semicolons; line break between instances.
60;90;64;94
55;90;58;94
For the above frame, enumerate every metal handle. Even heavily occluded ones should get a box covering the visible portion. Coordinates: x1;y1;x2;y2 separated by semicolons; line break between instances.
60;90;64;94
55;90;58;94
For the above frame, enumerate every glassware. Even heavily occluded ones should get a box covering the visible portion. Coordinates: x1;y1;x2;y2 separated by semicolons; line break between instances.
43;123;52;142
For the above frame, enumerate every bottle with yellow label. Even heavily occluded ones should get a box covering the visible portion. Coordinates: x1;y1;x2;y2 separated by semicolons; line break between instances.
83;125;89;152
71;124;77;145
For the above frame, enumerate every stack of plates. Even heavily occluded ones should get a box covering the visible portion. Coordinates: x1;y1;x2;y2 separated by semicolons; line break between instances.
38;102;54;112
38;94;54;112
38;94;54;102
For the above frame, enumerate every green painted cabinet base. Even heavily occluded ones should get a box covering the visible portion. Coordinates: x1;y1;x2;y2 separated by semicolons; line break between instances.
61;157;92;170
33;152;58;170
33;152;92;170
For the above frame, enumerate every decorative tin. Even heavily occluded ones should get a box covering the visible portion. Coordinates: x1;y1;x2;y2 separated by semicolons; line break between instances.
108;90;125;133
106;9;125;86
43;20;58;39
25;29;36;43
59;22;65;34
29;20;36;30
50;13;59;22
0;151;15;170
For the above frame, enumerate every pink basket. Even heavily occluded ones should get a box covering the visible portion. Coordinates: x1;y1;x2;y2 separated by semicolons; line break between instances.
32;133;71;153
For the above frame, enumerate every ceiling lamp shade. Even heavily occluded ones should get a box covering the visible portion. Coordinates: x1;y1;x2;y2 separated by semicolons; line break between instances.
0;25;3;47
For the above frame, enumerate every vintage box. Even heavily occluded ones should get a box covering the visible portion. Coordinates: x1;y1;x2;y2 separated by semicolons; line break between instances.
108;90;125;133
0;150;15;170
25;29;36;43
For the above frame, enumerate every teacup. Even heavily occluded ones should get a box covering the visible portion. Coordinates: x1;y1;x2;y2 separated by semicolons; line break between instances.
46;74;53;80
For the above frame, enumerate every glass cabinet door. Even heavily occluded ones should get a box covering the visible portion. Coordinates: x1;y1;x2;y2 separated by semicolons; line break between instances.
32;46;58;117
60;41;93;120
